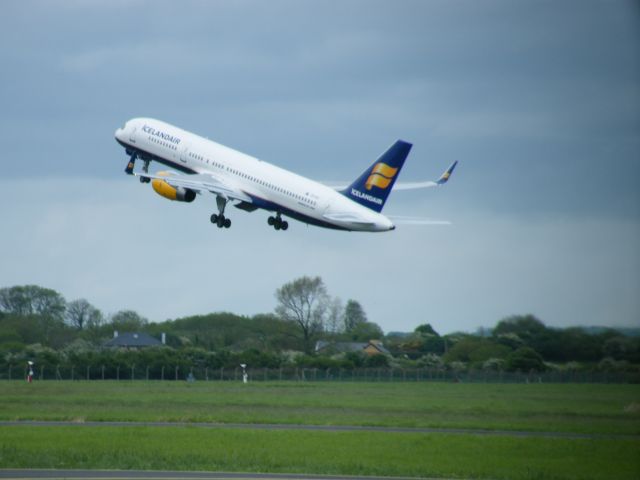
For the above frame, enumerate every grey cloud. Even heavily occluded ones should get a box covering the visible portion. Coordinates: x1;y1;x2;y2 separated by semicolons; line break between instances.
0;0;638;333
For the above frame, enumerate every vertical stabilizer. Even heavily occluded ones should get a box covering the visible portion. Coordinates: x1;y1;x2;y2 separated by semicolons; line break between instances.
341;140;412;212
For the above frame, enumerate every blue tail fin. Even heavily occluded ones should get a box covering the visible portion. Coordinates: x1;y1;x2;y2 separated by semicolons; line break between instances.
341;140;412;212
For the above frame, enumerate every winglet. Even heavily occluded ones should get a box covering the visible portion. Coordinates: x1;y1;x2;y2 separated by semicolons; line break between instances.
436;161;458;185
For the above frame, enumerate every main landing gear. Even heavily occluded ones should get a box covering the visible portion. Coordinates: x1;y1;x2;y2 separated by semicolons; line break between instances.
210;196;231;229
210;213;231;229
268;213;288;231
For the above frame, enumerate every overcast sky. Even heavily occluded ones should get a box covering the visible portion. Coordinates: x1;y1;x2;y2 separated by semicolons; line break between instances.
1;0;638;334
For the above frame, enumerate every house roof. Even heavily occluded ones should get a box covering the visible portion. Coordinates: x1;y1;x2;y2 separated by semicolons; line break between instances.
104;332;162;348
315;340;390;355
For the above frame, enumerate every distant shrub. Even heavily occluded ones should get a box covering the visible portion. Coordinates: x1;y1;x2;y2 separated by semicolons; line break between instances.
505;347;546;372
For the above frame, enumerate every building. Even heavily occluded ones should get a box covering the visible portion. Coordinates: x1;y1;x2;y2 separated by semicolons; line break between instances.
104;331;163;349
315;339;390;356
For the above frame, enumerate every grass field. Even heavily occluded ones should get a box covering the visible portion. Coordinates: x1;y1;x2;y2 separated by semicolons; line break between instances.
1;381;638;434
1;381;639;479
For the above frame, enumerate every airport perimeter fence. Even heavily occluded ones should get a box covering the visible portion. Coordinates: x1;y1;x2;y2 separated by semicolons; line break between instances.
1;364;638;383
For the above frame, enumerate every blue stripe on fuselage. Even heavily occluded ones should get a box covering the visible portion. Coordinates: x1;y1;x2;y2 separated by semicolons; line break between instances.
119;138;348;230
244;192;348;231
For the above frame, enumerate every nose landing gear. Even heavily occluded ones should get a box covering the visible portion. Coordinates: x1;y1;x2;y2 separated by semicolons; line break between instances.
139;159;151;183
124;152;137;175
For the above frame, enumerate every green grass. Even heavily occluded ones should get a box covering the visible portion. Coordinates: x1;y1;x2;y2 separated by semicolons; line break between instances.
1;381;639;435
1;381;639;479
1;425;639;480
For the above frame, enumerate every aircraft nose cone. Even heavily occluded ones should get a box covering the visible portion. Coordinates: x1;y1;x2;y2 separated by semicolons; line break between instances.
115;127;123;140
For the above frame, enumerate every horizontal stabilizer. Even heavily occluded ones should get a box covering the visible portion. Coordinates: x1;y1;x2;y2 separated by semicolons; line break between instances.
330;160;459;192
388;215;451;226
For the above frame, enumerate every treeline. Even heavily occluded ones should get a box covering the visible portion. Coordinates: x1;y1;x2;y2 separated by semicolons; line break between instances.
1;283;639;375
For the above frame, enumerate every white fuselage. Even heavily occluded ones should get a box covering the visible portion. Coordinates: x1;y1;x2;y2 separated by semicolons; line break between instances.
115;118;395;232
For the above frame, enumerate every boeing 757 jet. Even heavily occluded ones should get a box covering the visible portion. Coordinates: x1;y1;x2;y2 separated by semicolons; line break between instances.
114;118;457;232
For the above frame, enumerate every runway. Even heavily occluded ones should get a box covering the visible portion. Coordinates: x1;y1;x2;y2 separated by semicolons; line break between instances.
0;421;634;439
0;470;428;480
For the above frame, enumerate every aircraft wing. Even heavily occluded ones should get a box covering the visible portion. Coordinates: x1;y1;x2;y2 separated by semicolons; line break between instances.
134;172;253;203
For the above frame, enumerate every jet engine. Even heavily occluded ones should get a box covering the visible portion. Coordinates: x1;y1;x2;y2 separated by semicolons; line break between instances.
151;177;196;202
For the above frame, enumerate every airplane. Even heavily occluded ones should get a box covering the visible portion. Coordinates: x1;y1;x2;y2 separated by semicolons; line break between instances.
114;118;457;232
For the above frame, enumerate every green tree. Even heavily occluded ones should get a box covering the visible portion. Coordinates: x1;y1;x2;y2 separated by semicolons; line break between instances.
109;310;148;332
505;347;546;372
348;320;384;342
413;324;445;355
415;323;439;336
443;336;511;366
364;353;390;368
0;285;66;321
275;276;329;353
66;299;103;330
493;314;547;340
343;299;367;333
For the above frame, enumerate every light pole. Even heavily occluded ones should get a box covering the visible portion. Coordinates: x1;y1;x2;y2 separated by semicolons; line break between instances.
240;364;248;384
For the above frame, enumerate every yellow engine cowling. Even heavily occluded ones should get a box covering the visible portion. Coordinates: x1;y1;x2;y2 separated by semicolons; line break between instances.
151;178;196;202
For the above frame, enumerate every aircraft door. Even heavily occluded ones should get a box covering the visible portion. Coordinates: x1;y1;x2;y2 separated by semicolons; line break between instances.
128;126;137;144
179;143;190;164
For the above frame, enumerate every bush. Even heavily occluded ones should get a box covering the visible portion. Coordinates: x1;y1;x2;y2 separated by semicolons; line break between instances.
505;347;546;372
364;354;390;368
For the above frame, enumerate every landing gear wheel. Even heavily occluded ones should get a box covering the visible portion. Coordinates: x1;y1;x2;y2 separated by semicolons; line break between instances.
211;195;231;229
139;176;150;184
268;214;288;231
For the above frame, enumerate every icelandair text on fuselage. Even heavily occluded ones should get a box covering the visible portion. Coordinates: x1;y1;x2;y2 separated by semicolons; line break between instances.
143;125;181;145
351;188;383;205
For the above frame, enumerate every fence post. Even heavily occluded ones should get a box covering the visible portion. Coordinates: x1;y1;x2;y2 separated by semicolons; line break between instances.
71;366;75;381
116;366;120;381
40;365;44;381
175;366;179;381
146;366;150;381
86;365;90;381
131;364;135;381
220;367;224;381
161;366;165;381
